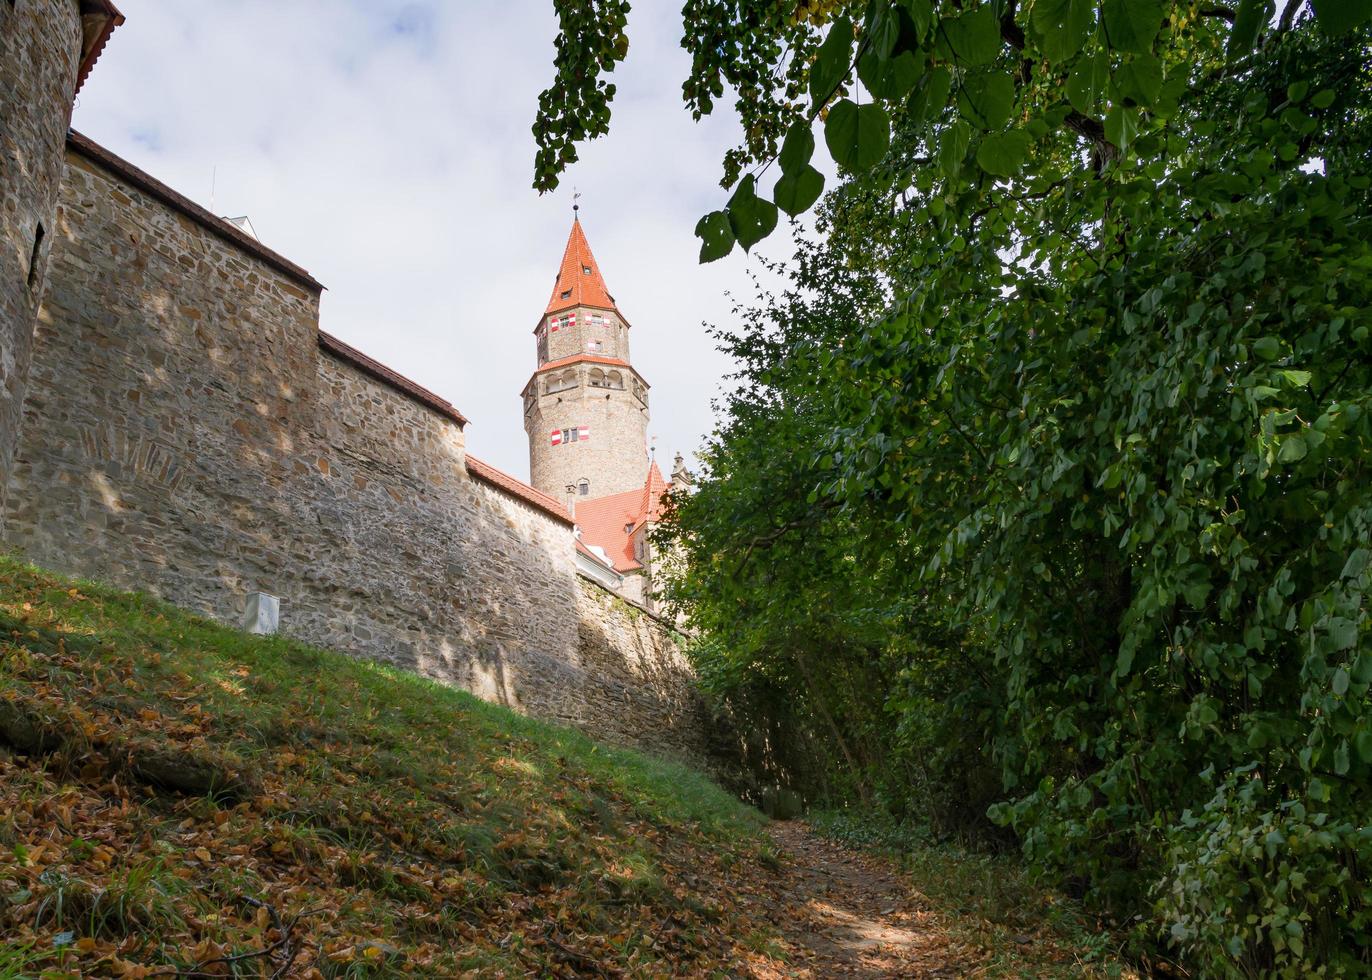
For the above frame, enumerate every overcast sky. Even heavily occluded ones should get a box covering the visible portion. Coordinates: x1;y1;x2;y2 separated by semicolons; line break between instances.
72;1;803;480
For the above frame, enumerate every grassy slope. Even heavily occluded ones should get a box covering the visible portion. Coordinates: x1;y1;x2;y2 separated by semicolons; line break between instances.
0;556;777;978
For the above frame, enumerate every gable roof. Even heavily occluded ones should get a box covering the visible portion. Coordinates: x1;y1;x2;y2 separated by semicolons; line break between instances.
573;462;669;572
543;218;620;319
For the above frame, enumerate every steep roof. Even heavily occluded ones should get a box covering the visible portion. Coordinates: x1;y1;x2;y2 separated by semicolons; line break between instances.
573;462;670;573
543;218;620;318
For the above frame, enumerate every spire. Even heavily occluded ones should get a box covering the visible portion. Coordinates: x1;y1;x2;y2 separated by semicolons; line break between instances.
544;216;619;317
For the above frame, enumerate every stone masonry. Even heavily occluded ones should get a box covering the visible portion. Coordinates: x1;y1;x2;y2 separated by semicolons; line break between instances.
3;133;709;765
0;0;82;523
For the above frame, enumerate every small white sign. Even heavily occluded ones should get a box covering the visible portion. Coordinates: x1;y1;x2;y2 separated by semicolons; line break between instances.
243;592;280;635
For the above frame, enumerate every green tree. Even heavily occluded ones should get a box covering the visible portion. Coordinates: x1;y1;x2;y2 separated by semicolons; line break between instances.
537;2;1372;972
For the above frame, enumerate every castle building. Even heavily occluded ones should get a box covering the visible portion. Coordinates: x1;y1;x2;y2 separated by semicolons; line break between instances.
522;216;690;609
0;2;711;761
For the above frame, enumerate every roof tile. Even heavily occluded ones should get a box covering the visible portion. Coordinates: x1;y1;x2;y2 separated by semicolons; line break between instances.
544;218;620;318
573;462;670;573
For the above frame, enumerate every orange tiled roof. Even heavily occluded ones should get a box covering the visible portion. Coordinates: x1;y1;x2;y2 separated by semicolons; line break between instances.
573;462;669;573
544;218;620;318
466;455;573;526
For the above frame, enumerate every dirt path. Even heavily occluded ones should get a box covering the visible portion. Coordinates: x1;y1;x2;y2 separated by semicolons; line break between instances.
748;821;978;978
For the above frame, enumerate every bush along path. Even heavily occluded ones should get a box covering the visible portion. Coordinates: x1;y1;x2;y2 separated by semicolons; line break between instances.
0;556;1115;977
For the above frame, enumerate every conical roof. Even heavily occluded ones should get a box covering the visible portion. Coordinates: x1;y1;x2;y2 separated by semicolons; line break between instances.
544;217;619;317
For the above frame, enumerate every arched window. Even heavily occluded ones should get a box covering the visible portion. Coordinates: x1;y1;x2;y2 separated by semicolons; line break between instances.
578;479;590;496
562;369;577;389
588;368;606;388
607;371;623;390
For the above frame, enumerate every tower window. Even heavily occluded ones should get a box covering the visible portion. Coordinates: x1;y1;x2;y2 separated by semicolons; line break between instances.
586;339;604;353
582;265;592;274
27;222;45;291
578;479;589;496
550;425;590;446
560;288;572;299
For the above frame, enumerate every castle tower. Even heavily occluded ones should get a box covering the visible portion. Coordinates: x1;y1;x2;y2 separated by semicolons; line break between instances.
522;216;649;501
0;0;121;525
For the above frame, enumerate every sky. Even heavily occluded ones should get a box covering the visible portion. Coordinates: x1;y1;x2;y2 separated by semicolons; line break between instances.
72;1;802;480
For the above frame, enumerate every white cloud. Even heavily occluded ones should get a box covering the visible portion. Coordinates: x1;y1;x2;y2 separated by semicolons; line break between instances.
73;0;804;481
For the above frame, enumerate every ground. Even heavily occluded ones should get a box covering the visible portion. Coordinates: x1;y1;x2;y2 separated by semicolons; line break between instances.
754;821;975;977
0;556;1118;977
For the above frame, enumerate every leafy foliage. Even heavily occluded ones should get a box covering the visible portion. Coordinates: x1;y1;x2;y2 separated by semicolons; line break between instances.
540;0;1372;973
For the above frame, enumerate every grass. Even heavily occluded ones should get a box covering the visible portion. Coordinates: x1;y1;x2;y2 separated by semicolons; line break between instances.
806;808;1138;978
0;554;774;977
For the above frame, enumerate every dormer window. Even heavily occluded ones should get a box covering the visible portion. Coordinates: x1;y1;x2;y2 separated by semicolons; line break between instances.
560;288;572;299
582;265;592;274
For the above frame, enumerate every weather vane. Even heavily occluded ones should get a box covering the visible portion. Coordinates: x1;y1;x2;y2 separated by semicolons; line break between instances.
573;188;581;215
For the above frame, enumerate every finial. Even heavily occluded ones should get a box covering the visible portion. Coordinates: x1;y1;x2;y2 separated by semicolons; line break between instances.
573;188;581;217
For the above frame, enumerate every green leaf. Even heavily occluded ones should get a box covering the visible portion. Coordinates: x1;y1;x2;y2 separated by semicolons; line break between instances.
909;67;953;124
1114;53;1163;107
976;129;1033;177
1277;434;1308;463
824;99;891;172
858;48;924;101
1067;49;1109;114
867;1;900;59
1031;0;1095;62
1311;0;1372;34
958;71;1016;130
811;15;854;106
1334;740;1351;775
774;165;825;217
1341;548;1370;580
1329;617;1359;651
1253;336;1283;360
941;7;1002;66
1334;667;1352;696
1228;0;1274;58
727;175;778;251
1102;0;1165;54
1311;88;1337;109
1356;731;1372;764
694;210;735;263
938;119;972;176
779;121;816;176
1104;104;1140;154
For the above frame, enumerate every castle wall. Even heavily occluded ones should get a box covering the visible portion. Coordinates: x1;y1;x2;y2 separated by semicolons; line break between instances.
3;136;709;764
572;577;709;761
0;0;82;525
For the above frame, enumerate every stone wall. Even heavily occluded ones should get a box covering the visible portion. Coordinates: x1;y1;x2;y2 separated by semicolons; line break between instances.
0;0;81;524
3;134;709;765
572;576;709;761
